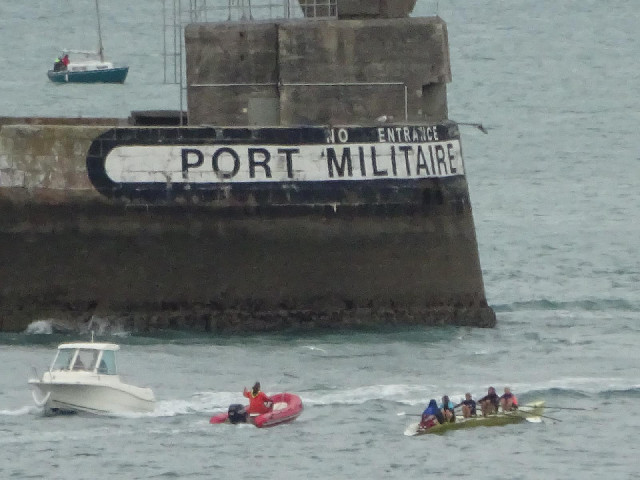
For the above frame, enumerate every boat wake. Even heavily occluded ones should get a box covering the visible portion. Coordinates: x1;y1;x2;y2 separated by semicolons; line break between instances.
8;378;638;419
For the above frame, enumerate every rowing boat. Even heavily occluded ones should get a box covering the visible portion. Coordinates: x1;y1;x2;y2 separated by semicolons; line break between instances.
404;401;545;436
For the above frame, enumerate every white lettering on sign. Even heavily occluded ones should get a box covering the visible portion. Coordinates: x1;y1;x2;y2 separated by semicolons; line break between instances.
375;125;439;143
104;141;464;184
325;128;349;144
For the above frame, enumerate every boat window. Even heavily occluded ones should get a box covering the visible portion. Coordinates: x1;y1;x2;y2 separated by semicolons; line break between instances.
52;349;75;370
73;349;97;371
99;350;117;375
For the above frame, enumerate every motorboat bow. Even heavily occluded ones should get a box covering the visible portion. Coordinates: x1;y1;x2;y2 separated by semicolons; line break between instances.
28;341;155;415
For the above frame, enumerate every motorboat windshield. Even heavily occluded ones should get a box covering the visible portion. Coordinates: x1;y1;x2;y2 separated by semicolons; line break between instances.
51;344;118;375
51;349;75;370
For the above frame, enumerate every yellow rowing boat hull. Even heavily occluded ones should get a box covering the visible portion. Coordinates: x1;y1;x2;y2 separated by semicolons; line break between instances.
404;401;545;436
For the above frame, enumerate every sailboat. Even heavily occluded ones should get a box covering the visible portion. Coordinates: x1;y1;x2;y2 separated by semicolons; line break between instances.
47;0;129;83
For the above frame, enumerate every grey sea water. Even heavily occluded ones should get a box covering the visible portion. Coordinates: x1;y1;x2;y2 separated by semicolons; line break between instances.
1;0;639;479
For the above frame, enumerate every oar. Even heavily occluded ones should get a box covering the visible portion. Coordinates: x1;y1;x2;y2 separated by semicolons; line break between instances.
535;406;597;411
507;410;562;422
533;412;563;422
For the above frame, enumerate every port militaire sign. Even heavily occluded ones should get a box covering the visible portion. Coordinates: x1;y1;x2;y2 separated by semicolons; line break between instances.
86;123;465;200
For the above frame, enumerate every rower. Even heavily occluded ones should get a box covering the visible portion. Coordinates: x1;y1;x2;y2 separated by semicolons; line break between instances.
478;386;500;416
499;387;518;411
454;392;477;418
419;399;445;430
440;395;456;422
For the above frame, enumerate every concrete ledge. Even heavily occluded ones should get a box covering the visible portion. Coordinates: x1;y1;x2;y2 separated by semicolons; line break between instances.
298;0;417;19
1;305;496;334
0;117;127;127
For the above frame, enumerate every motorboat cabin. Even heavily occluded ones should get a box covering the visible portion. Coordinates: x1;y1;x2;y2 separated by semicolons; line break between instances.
29;342;155;415
52;342;118;374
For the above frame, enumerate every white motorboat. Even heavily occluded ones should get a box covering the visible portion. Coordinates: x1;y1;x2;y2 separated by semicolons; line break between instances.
28;341;155;415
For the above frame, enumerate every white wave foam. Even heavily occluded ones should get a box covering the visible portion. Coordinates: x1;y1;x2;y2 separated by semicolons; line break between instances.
24;320;53;335
302;383;438;407
81;316;131;337
116;391;243;418
302;345;328;354
127;385;435;418
0;405;38;416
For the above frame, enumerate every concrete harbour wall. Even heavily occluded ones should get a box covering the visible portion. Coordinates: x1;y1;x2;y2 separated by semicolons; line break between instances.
0;122;495;332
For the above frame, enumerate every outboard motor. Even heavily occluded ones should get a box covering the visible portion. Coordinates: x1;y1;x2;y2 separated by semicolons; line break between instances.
228;404;248;424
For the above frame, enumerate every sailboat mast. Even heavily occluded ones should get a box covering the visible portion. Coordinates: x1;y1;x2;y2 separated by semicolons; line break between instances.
95;0;104;62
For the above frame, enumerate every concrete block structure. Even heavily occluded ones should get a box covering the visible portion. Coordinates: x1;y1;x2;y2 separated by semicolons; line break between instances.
186;16;450;126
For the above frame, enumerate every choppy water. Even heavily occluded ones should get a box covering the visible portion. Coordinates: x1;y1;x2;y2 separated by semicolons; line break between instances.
1;0;639;478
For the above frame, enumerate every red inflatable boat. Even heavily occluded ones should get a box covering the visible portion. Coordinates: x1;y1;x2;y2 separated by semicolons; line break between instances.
209;392;303;428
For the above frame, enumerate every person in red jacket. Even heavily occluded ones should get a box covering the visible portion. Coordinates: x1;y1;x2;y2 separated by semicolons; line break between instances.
243;382;274;415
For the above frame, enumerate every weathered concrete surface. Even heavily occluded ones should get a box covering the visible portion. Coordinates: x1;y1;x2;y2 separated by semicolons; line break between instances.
0;124;108;203
186;16;450;126
186;22;279;127
0;122;495;332
0;204;494;333
278;18;450;125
